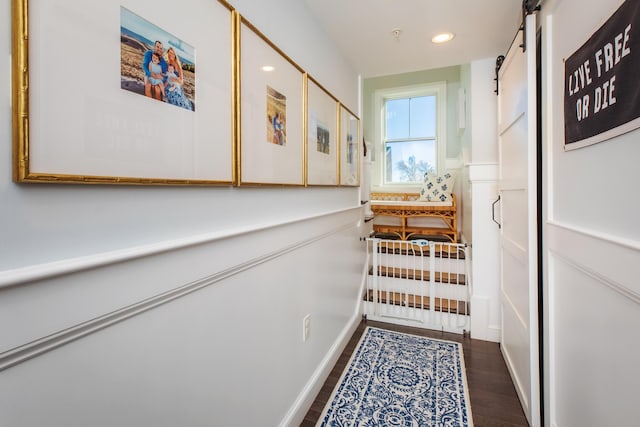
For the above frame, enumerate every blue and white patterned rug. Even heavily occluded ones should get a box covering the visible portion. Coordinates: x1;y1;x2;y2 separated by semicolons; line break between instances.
317;327;473;426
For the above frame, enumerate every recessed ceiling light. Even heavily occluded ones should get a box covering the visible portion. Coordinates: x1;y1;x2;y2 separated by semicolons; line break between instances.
261;65;275;72
431;32;455;44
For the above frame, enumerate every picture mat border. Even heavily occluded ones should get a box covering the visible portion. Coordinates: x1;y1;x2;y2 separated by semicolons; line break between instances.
237;16;306;187
12;0;236;185
306;75;339;186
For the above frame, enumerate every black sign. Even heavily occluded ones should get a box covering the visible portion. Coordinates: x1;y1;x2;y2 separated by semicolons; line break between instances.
564;0;640;149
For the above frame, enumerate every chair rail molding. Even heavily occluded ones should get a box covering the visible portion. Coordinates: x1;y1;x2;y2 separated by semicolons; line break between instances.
547;220;640;303
465;162;498;182
0;206;363;289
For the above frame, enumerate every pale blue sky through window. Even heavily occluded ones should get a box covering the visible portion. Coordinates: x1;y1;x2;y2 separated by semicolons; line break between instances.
385;96;437;182
386;96;435;139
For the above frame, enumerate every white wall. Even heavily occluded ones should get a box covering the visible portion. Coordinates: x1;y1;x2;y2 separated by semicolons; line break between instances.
459;64;472;166
541;0;640;425
0;0;364;425
231;0;357;109
462;57;502;342
459;63;473;243
469;58;499;163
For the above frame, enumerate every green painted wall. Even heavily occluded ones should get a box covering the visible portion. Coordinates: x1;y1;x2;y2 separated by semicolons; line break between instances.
362;66;462;160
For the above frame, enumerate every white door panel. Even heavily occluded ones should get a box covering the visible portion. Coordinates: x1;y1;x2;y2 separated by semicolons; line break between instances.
502;191;529;250
501;250;530;324
500;120;529;186
498;48;527;130
498;12;540;427
502;301;532;413
500;233;528;266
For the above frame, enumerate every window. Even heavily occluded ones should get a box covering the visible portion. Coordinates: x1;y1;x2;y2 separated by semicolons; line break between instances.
374;82;446;187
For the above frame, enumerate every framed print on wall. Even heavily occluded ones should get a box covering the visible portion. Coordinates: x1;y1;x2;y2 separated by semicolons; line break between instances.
237;17;305;186
12;0;235;185
339;104;360;186
306;76;339;186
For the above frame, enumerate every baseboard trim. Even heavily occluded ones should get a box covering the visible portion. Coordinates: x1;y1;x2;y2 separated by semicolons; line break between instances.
469;295;501;342
279;251;368;426
487;325;502;342
279;309;362;427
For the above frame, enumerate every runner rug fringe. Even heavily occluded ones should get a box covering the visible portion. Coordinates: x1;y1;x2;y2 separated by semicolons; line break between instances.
317;327;473;426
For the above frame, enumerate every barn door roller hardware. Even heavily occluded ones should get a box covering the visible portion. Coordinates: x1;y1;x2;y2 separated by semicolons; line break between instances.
520;0;542;52
523;0;542;15
494;0;541;95
494;55;505;95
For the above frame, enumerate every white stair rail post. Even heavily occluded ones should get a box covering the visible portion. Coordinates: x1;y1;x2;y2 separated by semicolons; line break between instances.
413;239;429;322
371;238;379;316
429;241;437;325
418;239;430;323
463;244;471;331
446;242;453;330
457;244;462;327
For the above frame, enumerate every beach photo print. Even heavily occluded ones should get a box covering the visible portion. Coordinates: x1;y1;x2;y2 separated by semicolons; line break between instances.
120;7;196;111
316;123;330;154
267;86;287;146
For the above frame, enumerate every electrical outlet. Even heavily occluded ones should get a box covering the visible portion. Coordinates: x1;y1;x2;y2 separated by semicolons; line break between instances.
303;314;311;342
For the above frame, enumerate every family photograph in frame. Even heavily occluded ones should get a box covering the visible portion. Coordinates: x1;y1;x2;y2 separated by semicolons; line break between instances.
12;0;235;185
267;86;287;146
120;7;196;112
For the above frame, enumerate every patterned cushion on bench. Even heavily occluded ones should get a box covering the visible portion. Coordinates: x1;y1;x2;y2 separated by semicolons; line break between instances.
419;171;456;202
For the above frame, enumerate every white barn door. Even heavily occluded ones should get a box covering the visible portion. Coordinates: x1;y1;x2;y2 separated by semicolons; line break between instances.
497;13;540;427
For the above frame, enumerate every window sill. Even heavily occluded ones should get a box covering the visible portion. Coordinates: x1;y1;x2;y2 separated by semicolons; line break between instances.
371;184;423;193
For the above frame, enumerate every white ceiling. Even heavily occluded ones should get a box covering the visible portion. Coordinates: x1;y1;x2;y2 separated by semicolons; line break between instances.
304;0;524;78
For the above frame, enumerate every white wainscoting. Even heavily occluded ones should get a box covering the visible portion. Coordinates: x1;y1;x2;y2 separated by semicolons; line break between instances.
0;207;366;427
465;163;501;342
546;221;640;427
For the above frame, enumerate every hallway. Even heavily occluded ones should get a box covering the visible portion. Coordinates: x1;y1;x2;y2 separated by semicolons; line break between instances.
2;1;639;425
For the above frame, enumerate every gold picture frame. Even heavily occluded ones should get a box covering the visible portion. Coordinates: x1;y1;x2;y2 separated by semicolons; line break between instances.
306;76;339;186
236;17;305;186
12;0;236;185
339;104;360;186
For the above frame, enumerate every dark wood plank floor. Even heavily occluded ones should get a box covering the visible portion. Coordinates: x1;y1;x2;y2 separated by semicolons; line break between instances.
301;319;529;427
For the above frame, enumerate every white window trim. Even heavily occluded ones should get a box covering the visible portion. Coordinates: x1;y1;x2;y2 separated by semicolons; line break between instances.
372;81;447;192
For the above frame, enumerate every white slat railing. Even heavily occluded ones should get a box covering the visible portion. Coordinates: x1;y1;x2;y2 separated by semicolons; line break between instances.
365;238;471;334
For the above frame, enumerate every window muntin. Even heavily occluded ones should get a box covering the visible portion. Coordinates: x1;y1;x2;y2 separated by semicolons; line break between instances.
383;95;437;184
373;82;447;190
